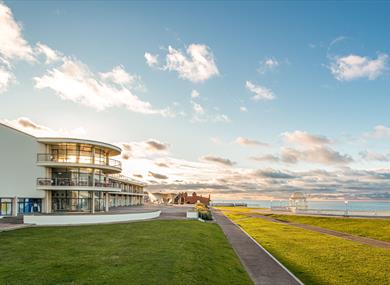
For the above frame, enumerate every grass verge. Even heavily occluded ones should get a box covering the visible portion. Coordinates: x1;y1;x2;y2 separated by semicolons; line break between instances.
222;210;390;285
217;206;390;242
265;213;390;242
0;220;252;285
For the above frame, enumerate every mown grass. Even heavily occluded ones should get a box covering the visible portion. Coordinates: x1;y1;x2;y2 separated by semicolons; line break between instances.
0;220;252;285
216;206;264;213
217;206;390;242
222;210;390;285
265;213;390;242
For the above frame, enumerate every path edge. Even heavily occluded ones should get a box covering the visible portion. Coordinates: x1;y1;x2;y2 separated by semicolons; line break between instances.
224;213;305;285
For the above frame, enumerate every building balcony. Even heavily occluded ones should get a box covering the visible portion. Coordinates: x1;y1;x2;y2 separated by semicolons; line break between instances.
36;153;122;173
37;178;121;192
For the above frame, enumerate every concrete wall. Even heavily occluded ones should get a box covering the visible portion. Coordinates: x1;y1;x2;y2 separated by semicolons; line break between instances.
0;124;46;198
24;210;161;225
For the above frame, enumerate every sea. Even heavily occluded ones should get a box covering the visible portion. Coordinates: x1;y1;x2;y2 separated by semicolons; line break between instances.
211;200;390;212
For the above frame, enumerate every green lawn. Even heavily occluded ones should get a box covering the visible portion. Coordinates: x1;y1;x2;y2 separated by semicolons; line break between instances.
0;220;252;285
265;213;390;242
217;206;390;242
222;210;390;285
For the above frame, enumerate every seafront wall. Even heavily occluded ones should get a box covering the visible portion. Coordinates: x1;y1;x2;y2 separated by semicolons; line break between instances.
24;210;161;225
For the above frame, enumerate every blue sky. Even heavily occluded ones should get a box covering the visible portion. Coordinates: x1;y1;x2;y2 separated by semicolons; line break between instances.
1;1;390;200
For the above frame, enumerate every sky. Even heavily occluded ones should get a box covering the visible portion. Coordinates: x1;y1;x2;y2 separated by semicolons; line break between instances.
1;1;390;200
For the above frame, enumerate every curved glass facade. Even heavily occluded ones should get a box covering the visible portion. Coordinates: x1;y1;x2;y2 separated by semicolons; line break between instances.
37;143;121;169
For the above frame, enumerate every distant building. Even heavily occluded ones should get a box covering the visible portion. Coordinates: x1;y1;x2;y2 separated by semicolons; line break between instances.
174;192;210;205
288;192;307;212
147;192;177;204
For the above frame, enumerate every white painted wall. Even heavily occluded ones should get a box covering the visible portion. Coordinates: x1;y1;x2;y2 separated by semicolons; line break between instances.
186;211;198;219
24;210;161;225
0;124;46;198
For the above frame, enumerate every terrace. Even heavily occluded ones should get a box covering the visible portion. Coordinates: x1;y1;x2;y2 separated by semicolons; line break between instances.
36;153;122;173
36;178;122;194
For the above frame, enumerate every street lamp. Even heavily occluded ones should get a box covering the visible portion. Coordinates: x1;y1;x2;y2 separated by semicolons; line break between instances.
270;199;273;210
344;200;349;216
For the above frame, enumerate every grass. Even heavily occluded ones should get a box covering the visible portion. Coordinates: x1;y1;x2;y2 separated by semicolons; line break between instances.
264;213;390;242
217;206;390;242
221;209;390;285
0;220;252;285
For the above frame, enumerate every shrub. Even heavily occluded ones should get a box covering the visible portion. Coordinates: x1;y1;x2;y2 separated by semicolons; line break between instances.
195;202;212;220
199;210;213;220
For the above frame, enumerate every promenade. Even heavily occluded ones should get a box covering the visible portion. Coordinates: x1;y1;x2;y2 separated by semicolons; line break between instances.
213;210;303;285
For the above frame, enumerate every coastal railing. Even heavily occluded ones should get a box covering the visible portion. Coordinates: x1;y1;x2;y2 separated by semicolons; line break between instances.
37;178;121;189
37;153;122;169
270;207;390;217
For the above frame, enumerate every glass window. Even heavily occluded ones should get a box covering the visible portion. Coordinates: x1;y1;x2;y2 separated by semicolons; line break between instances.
18;198;42;214
0;198;13;216
51;191;97;213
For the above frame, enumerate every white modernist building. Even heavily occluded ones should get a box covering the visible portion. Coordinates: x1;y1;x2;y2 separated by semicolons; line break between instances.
0;123;146;216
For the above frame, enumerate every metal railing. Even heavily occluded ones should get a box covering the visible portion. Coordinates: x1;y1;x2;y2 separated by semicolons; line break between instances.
37;178;121;189
37;153;121;169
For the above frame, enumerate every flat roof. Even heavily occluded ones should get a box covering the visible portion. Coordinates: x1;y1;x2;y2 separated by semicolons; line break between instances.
37;137;121;156
109;174;147;187
0;122;121;156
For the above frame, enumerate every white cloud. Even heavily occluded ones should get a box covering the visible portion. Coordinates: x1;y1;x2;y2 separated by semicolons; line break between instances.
0;2;35;92
191;89;200;98
359;151;389;162
200;155;236;167
258;57;279;74
282;130;330;146
0;117;86;137
144;52;159;67
34;58;172;116
330;53;388;81
250;155;280;163
235;137;268;147
35;42;62;64
0;3;165;115
213;114;230;123
239;106;247;112
0;2;35;62
191;100;205;115
245;81;275;101
118;139;170;161
279;131;352;165
145;139;170;152
165;44;219;82
190;100;230;123
0;65;14;93
281;147;353;165
366;125;390;139
99;65;143;90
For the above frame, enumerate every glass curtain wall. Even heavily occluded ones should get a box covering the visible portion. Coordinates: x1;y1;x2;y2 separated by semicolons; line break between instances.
51;168;106;186
52;190;92;212
94;192;105;212
51;191;106;212
50;144;108;165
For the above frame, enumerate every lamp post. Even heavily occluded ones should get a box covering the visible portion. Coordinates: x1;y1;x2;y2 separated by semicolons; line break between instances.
270;199;273;210
344;200;349;216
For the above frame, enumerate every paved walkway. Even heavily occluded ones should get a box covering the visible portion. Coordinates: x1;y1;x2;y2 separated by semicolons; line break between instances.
0;223;30;232
213;210;302;285
250;213;390;249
